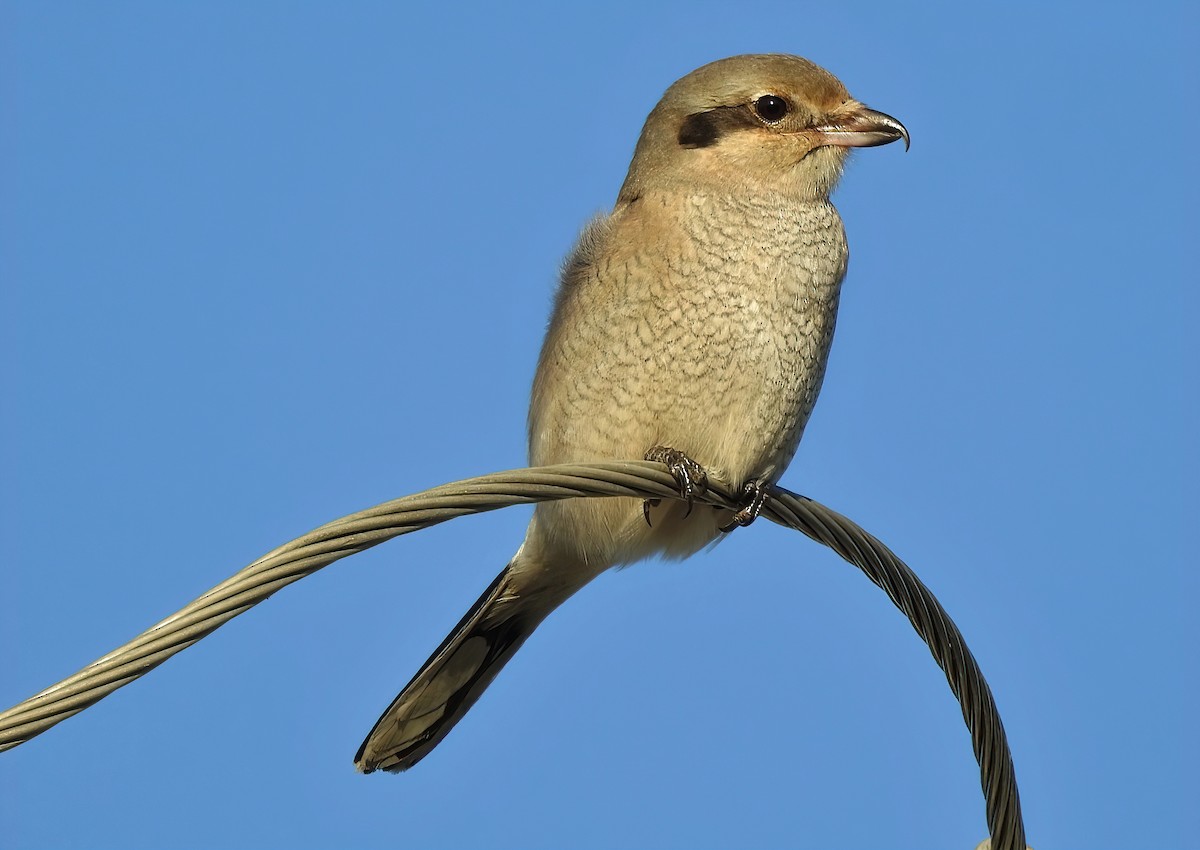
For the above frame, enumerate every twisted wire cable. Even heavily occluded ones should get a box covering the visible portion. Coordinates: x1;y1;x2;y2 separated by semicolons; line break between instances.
0;461;1025;849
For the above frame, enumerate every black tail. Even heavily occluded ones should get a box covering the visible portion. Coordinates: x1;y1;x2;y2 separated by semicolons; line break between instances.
355;566;537;772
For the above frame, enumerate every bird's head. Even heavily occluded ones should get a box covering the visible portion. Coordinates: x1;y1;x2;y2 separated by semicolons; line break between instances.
620;54;908;203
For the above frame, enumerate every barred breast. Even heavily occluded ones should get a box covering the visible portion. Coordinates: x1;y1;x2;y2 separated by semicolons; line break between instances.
527;188;848;567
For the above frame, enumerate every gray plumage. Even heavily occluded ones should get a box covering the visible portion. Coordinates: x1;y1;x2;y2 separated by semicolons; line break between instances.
355;53;907;773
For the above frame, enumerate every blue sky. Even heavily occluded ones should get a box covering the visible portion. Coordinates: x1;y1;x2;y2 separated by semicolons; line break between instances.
1;3;1195;848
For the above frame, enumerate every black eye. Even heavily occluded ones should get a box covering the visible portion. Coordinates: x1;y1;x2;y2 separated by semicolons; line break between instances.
754;95;789;123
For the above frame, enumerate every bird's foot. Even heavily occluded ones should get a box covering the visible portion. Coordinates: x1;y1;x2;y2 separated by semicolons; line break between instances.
643;446;708;526
719;481;770;533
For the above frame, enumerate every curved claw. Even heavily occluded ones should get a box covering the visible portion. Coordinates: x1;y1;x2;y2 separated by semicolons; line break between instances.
643;445;709;522
719;481;770;533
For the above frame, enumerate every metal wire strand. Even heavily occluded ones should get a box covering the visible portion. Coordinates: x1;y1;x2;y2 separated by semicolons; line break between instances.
0;461;1025;849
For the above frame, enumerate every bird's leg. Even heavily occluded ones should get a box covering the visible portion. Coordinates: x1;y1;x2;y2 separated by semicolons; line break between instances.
643;445;709;526
719;480;770;533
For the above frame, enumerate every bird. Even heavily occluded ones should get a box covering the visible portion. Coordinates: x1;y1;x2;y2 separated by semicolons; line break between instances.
355;53;908;773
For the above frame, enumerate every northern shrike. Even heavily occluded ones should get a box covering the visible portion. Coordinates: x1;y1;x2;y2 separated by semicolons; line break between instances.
356;53;908;773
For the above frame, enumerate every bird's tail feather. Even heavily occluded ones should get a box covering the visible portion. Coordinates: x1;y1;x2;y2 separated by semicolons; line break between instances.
354;565;539;773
